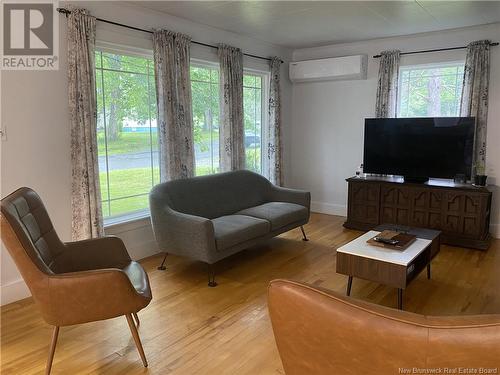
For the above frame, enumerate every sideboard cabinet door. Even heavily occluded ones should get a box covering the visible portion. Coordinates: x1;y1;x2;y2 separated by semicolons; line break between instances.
442;192;482;238
380;185;411;226
347;182;380;225
410;188;443;230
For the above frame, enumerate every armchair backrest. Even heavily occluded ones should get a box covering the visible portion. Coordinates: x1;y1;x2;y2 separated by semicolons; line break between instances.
268;279;500;375
150;170;272;219
1;188;66;276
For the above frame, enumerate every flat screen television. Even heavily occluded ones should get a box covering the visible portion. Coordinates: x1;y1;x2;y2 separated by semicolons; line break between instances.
363;117;475;182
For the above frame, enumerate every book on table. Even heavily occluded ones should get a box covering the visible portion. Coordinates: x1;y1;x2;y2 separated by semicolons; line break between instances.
366;230;417;251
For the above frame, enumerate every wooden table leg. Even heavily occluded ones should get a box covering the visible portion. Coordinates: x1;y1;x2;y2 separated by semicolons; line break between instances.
398;289;403;310
346;276;353;296
427;263;431;279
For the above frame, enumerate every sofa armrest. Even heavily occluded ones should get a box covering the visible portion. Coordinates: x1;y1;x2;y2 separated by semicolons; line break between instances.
268;185;311;210
150;205;216;263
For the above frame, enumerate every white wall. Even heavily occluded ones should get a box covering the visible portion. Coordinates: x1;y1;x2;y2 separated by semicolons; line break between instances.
290;23;500;238
0;2;293;305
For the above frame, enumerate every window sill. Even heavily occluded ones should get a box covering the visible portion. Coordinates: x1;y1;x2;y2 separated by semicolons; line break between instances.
104;211;151;233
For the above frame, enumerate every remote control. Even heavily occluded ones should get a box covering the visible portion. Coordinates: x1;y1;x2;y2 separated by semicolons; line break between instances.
373;237;399;246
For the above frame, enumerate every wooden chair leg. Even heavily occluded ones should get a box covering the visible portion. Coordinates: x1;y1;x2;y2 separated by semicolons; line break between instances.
46;326;59;375
125;314;148;367
133;312;140;327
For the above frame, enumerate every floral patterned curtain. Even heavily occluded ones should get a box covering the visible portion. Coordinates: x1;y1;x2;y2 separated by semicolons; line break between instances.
375;50;401;118
218;44;245;172
460;40;491;176
68;8;104;240
266;57;283;185
153;30;195;181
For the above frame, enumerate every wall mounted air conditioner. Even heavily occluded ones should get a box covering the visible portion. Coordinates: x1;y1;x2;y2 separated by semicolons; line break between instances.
289;55;368;83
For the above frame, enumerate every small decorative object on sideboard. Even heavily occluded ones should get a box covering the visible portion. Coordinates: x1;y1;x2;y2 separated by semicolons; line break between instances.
473;164;487;186
355;163;364;178
454;173;466;184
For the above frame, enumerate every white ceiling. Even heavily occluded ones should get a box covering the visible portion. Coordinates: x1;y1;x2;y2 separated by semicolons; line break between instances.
130;1;500;49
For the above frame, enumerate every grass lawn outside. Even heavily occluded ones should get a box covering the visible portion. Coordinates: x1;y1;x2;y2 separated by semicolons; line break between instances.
98;132;157;156
98;130;218;156
98;131;261;217
101;165;213;217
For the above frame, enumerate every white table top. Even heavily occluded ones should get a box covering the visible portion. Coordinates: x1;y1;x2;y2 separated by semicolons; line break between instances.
336;231;432;266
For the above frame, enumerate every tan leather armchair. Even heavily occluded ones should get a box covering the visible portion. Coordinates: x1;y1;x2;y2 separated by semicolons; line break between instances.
268;279;500;375
1;188;152;374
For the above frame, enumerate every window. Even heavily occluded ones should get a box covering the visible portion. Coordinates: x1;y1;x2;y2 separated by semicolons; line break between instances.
398;63;464;118
243;73;265;173
95;52;269;222
191;63;220;176
95;50;158;220
191;63;268;176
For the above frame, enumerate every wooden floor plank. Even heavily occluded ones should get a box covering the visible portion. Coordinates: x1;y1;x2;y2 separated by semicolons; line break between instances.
1;213;499;374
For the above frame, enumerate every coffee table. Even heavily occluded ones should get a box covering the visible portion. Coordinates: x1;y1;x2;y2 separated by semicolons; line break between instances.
336;224;441;309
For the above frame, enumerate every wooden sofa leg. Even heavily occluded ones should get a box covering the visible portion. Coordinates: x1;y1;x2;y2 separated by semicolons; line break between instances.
46;326;59;375
300;226;309;241
126;314;148;367
157;253;167;270
207;263;217;287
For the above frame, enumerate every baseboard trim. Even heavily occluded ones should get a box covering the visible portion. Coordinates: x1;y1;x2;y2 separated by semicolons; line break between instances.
128;239;160;261
310;201;347;217
1;278;31;306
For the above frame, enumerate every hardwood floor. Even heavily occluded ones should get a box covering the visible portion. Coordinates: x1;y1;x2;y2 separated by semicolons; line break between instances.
2;213;500;374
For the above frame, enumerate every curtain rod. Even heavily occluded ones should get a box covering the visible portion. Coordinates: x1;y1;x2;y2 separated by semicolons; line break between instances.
373;42;499;58
57;8;283;64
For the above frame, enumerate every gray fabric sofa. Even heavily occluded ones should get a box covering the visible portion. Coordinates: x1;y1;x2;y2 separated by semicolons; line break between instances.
149;170;311;286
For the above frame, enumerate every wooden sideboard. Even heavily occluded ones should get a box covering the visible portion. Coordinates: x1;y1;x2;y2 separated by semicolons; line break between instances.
344;176;492;250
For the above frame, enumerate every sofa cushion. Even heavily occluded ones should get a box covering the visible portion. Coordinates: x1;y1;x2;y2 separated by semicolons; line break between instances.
237;202;308;231
212;215;271;251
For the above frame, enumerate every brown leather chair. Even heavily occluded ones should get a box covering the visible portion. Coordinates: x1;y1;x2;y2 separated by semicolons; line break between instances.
0;187;152;374
268;279;500;375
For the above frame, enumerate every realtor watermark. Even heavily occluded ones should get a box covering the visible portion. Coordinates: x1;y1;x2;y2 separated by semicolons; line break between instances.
1;0;59;70
399;368;498;374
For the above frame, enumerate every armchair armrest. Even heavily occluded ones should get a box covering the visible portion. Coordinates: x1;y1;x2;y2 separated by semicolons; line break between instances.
45;268;146;326
150;205;216;263
268;185;311;209
60;236;132;272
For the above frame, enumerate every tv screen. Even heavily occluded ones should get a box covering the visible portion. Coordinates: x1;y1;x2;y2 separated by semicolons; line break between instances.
363;117;475;180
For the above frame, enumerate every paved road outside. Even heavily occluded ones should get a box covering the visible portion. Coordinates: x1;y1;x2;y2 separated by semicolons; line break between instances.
98;142;219;171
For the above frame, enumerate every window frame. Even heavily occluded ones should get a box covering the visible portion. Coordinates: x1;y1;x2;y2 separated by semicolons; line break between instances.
242;68;270;175
189;60;271;177
95;44;158;226
396;60;465;118
190;59;222;176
